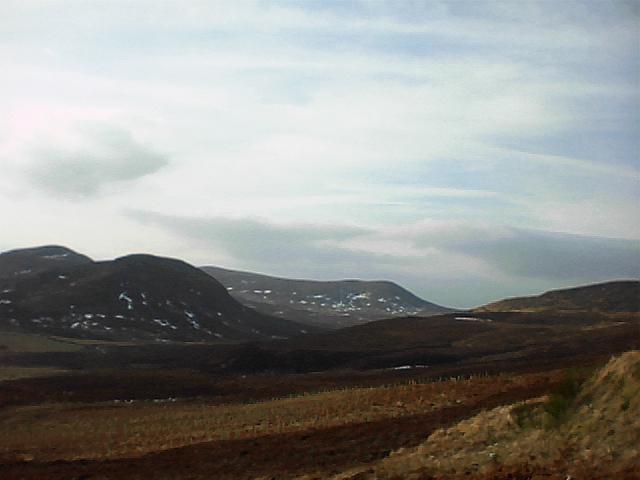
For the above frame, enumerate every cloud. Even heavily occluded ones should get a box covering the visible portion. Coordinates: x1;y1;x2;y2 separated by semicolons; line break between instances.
471;229;640;281
407;222;640;282
129;211;386;272
25;126;168;197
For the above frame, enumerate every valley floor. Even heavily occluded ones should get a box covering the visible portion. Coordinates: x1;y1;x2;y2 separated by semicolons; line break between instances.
0;319;637;479
0;363;620;480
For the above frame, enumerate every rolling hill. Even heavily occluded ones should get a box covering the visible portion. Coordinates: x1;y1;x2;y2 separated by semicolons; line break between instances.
211;310;640;374
476;280;640;313
0;246;314;342
0;245;92;279
201;265;454;328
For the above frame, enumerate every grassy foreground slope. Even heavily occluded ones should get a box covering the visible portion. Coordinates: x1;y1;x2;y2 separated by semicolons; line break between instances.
0;353;636;478
336;350;640;480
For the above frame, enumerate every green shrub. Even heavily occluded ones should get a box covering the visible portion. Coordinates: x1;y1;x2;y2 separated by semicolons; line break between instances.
621;397;630;411
543;370;580;427
512;402;540;429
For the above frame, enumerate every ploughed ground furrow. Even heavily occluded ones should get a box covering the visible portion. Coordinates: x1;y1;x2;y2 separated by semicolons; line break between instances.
0;378;558;480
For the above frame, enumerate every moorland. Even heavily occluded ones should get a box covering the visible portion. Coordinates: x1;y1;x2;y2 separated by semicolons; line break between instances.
0;246;638;479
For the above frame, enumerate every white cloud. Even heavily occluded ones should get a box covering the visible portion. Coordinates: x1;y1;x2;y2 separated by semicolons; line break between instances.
4;121;168;197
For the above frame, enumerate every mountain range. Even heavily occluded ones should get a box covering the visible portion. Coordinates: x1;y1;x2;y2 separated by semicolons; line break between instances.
201;265;453;328
1;245;638;347
0;246;312;342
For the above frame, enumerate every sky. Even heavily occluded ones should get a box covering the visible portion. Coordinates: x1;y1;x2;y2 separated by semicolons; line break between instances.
0;0;639;308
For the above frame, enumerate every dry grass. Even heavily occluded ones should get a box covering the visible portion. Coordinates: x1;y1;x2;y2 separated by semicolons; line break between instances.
0;332;84;355
334;350;640;480
0;371;551;463
0;367;69;381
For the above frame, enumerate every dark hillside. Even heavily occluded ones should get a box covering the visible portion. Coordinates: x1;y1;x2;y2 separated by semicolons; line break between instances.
476;280;640;313
201;265;454;328
0;245;92;279
0;248;315;342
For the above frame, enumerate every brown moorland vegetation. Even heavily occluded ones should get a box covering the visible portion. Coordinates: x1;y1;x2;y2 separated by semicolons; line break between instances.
334;350;640;480
0;303;637;478
0;368;564;479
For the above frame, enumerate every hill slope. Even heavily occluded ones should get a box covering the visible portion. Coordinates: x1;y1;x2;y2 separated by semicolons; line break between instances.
0;245;92;279
201;265;454;328
476;280;640;313
339;350;640;479
209;309;640;374
0;247;313;342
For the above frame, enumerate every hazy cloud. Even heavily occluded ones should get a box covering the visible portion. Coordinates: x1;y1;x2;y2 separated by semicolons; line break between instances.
466;229;640;281
26;126;168;197
409;223;640;282
129;211;391;273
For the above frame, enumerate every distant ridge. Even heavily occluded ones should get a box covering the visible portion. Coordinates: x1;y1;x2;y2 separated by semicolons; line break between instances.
201;265;454;328
0;246;315;342
475;280;640;313
0;245;93;278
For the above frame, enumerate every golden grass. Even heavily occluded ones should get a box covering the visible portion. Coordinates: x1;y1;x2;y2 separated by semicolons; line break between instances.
335;350;640;480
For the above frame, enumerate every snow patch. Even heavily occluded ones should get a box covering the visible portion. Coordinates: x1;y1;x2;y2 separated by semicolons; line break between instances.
42;253;69;259
119;292;134;310
455;316;492;323
152;397;177;403
153;318;178;330
184;311;200;329
391;365;429;370
350;293;370;300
